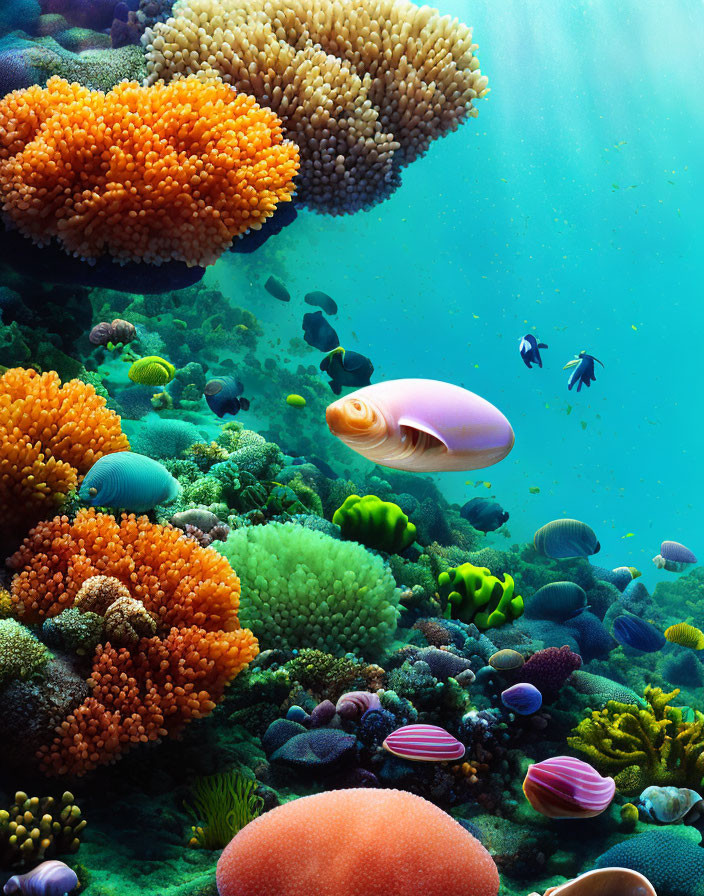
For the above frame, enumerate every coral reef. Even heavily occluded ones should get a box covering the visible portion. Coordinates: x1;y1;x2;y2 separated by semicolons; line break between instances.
0;76;298;266
0;791;85;870
0;367;129;549
218;522;400;659
439;562;524;630
144;0;489;214
7;509;258;774
333;493;417;553
568;686;704;793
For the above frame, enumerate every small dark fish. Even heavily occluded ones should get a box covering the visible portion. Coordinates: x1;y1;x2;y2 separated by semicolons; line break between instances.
460;497;509;532
564;351;604;392
304;291;338;315
320;348;374;395
613;614;666;653
519;334;548;368
204;376;251;418
303;310;339;352
264;275;290;302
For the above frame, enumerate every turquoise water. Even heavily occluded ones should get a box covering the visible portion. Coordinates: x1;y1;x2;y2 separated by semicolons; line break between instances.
1;2;703;895
213;0;704;587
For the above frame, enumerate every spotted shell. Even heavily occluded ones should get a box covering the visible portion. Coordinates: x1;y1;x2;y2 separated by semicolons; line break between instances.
523;756;615;819
489;649;525;671
382;724;465;762
530;867;657;896
639;785;703;823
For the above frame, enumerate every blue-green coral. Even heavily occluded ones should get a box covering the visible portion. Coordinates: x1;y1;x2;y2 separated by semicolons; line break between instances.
0;619;50;685
438;562;524;630
596;829;704;896
218;522;400;659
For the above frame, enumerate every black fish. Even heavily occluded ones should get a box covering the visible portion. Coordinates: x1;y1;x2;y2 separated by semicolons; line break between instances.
302;310;339;352
304;291;338;315
204;376;251;417
460;497;509;532
565;351;604;392
320;348;374;395
519;334;548;368
264;275;290;302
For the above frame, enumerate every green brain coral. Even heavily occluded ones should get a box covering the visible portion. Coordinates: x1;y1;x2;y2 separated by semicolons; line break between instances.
568;686;704;793
438;562;524;629
333;494;416;554
0;619;51;685
218;522;399;659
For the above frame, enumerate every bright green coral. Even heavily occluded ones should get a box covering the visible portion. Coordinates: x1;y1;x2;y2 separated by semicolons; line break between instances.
217;521;399;659
185;770;263;850
0;619;51;685
438;562;524;629
333;494;416;554
567;686;704;794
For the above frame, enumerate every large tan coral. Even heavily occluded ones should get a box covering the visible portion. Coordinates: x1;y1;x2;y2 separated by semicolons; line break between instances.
144;0;488;214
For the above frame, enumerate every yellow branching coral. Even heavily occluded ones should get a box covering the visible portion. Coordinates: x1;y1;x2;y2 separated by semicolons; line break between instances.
144;0;488;214
0;76;299;266
567;686;704;794
0;368;129;548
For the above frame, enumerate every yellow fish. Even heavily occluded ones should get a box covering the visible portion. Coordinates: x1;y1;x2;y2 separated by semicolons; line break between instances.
528;486;540;494
664;623;704;650
286;394;306;408
128;356;175;386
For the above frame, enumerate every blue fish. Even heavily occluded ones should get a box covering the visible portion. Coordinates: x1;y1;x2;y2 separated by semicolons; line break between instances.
613;614;666;653
460;497;508;532
519;334;548;368
79;452;180;511
564;351;604;392
204;376;251;418
501;683;543;715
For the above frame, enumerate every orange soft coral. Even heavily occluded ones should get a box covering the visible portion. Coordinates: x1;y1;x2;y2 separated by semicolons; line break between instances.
8;509;258;775
0;368;129;548
0;76;299;267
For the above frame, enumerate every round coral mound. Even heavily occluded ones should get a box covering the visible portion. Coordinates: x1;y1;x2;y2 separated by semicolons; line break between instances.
0;368;129;550
8;509;258;775
216;789;499;896
0;75;299;266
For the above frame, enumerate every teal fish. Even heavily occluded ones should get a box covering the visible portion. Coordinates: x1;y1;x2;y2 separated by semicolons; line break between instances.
79;452;180;512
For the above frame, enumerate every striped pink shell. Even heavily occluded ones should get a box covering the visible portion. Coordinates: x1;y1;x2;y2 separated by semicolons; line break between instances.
382;724;465;762
523;756;615;818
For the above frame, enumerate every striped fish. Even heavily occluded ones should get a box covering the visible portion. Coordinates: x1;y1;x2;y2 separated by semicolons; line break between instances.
382;724;465;762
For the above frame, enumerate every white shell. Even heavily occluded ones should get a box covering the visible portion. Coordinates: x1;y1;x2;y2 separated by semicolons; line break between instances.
639;785;702;823
530;867;657;896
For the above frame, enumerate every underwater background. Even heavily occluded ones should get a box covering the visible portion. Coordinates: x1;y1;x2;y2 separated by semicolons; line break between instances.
0;0;703;895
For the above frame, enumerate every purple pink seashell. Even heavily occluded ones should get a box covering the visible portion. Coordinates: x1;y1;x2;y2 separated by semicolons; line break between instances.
3;860;78;896
335;690;382;721
382;724;465;762
523;755;615;818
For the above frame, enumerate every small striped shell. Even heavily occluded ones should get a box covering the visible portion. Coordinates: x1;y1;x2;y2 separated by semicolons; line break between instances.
489;649;525;671
664;622;704;650
532;867;657;896
523;756;615;818
382;724;465;762
3;860;79;896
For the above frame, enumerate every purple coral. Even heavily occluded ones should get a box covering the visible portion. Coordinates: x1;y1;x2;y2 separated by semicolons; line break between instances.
510;645;582;701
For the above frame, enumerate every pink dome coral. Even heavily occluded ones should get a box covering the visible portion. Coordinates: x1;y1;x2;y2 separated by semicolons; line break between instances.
216;789;499;896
